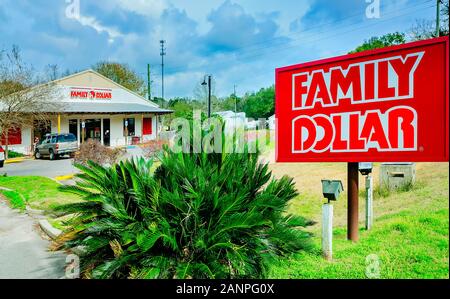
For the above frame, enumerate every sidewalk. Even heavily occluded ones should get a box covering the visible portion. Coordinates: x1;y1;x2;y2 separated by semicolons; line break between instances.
0;198;67;279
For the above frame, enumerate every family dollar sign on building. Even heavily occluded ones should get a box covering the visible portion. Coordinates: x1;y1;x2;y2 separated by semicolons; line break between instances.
275;36;448;163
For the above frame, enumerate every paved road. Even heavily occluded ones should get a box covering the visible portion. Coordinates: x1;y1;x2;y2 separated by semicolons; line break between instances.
0;147;147;278
0;157;78;178
0;146;145;178
0;199;67;279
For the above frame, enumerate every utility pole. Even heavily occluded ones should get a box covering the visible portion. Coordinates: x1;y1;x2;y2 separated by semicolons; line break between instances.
201;75;212;117
160;40;166;100
147;64;151;101
436;0;441;37
207;75;212;118
233;84;237;131
233;84;237;113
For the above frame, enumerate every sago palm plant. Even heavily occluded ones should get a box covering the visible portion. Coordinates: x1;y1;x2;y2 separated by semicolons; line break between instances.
54;146;313;279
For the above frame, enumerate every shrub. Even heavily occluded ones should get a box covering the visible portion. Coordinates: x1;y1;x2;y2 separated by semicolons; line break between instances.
7;150;24;158
74;139;124;166
55;147;313;279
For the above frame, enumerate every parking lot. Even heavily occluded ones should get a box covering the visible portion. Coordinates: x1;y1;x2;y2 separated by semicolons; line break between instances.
0;145;145;180
0;157;79;179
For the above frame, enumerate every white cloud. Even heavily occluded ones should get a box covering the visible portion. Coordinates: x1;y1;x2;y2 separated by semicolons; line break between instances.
77;15;123;43
115;0;168;18
163;70;205;98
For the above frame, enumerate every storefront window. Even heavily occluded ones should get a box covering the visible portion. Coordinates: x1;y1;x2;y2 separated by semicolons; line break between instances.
123;118;135;136
69;119;78;140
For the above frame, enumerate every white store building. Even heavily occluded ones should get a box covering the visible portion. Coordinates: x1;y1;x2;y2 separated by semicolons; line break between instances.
2;69;172;154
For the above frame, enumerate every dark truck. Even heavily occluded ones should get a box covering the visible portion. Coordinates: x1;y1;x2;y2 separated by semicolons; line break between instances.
35;133;78;160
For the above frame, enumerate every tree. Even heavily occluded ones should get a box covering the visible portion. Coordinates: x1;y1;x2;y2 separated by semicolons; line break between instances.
349;32;406;54
242;86;275;119
0;46;62;158
192;77;222;116
167;101;194;124
409;0;449;40
193;77;216;104
54;145;312;279
93;62;147;97
45;64;60;81
218;93;242;113
159;97;204;128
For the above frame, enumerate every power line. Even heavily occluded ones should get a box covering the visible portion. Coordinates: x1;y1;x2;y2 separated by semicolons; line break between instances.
231;2;438;83
136;0;432;76
207;0;434;56
139;0;435;99
169;1;437;98
164;1;435;74
236;0;434;58
238;3;436;62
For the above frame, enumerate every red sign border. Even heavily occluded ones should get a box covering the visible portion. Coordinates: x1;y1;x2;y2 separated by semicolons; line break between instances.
275;36;449;163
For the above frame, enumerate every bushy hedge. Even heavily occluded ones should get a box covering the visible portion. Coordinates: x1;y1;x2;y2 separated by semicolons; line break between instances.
7;150;24;158
55;146;312;279
74;139;124;166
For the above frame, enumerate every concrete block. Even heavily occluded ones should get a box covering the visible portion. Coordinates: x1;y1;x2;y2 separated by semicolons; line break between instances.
39;219;62;239
380;162;416;190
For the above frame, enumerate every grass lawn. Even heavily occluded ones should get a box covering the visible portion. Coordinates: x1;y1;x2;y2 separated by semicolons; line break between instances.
0;189;26;210
0;176;82;212
0;158;447;279
268;162;449;278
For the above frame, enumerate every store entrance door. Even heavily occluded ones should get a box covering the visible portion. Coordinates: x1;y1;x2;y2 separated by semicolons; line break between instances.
80;119;101;143
103;119;110;146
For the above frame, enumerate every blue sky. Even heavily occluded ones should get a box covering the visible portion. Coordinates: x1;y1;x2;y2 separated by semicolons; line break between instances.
0;0;438;99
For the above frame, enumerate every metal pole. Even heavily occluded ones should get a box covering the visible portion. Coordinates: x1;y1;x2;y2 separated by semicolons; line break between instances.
436;0;441;37
207;75;212;118
147;64;151;101
365;174;373;230
160;40;166;100
234;84;237;113
234;84;237;132
322;203;333;260
347;162;359;241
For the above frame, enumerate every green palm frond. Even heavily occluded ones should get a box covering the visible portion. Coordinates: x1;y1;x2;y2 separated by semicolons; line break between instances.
56;139;313;279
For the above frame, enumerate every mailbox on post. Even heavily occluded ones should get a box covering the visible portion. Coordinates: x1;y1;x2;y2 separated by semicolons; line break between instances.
359;163;375;230
359;163;373;176
320;179;343;261
321;180;344;203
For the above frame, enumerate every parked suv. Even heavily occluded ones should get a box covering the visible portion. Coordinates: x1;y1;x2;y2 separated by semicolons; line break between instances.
0;146;4;168
35;133;78;160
